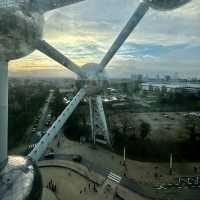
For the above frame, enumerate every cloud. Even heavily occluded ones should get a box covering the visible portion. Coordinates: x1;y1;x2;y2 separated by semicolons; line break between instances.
10;0;200;78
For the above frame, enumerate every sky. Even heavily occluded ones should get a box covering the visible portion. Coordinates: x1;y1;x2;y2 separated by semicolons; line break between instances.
9;0;200;78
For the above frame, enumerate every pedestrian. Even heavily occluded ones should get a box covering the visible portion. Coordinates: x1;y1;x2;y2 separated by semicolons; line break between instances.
57;140;60;148
48;180;51;189
55;184;57;192
194;166;198;173
93;183;97;192
53;181;55;192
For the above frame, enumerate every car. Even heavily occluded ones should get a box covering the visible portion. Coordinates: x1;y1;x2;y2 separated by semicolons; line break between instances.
41;131;46;136
32;128;36;133
72;155;82;163
44;153;55;159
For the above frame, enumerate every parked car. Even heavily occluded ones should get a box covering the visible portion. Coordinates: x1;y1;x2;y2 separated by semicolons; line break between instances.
44;153;55;159
72;155;82;163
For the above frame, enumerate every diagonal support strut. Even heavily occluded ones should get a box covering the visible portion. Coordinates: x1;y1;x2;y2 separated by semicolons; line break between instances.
36;40;84;77
89;95;111;146
28;88;87;161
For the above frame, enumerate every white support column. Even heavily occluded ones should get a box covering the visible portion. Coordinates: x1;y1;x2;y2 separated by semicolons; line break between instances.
88;95;111;146
28;88;86;161
89;97;95;145
0;61;8;170
96;95;111;145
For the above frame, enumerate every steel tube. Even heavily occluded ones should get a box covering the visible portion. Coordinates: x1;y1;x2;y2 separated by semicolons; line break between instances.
0;61;8;170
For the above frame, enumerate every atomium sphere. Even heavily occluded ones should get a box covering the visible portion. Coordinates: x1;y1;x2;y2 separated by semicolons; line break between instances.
0;156;42;200
0;10;44;60
148;0;191;11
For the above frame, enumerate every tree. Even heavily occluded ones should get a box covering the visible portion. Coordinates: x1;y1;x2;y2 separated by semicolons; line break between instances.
50;88;65;117
140;121;151;139
120;115;136;137
185;115;200;142
63;108;90;141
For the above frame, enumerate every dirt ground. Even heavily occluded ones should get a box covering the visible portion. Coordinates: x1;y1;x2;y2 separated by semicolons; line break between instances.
40;167;128;200
42;188;58;200
110;111;189;142
49;136;200;185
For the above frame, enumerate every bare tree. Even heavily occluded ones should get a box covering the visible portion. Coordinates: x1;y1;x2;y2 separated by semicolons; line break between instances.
139;121;151;139
185;115;200;142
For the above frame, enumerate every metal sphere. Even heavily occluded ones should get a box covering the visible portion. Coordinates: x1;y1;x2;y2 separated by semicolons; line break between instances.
148;0;191;11
0;156;42;200
0;10;44;60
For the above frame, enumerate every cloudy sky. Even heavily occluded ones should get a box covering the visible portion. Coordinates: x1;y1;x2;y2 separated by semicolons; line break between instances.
9;0;200;78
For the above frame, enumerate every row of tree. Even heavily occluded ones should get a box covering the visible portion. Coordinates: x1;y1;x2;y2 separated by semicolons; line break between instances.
8;82;49;149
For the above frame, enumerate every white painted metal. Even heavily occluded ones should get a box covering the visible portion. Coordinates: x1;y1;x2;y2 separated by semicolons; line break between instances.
98;1;149;72
96;96;111;145
0;0;190;164
0;0;193;198
0;61;8;169
37;40;84;78
28;0;191;161
89;97;95;144
28;88;86;161
88;95;111;145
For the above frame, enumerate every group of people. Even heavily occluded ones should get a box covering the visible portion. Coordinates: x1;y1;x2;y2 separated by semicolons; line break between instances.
79;182;98;195
47;179;57;193
120;160;128;177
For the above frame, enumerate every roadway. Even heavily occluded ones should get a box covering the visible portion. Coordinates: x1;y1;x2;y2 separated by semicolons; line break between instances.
40;154;147;198
40;154;200;200
23;90;54;154
37;90;54;132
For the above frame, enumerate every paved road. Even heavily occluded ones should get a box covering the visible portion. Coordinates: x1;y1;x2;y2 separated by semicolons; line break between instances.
40;154;200;200
40;154;149;197
37;90;54;132
23;91;54;155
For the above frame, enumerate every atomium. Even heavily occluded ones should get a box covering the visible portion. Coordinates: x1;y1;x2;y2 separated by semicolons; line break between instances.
0;0;193;200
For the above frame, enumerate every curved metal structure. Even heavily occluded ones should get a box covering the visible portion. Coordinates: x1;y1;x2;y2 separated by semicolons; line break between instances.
0;0;192;199
149;0;191;10
0;156;42;200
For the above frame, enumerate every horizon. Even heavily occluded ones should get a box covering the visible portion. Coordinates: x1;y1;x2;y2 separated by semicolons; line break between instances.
9;0;200;78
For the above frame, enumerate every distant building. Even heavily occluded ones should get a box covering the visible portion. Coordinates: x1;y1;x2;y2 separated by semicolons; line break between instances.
0;0;19;8
141;83;200;94
165;75;171;82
